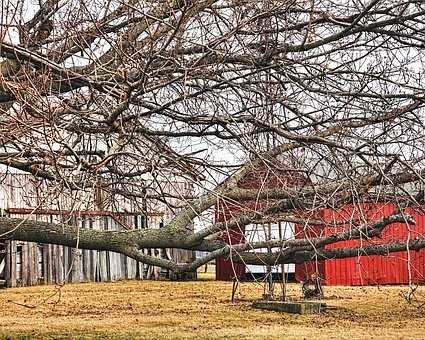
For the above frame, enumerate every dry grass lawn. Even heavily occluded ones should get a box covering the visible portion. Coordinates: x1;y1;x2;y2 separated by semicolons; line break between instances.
0;274;425;339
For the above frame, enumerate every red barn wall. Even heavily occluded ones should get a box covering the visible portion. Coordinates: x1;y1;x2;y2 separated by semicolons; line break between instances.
295;203;425;286
294;222;326;283
215;200;247;281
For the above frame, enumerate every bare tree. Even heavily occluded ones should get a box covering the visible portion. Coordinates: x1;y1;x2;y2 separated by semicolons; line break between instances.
1;0;425;276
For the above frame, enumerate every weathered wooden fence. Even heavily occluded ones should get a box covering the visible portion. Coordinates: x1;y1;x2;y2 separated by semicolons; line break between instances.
0;211;195;287
0;173;196;287
0;212;138;287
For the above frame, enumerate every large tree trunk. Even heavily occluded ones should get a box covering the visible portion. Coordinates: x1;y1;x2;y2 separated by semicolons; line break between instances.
0;213;423;274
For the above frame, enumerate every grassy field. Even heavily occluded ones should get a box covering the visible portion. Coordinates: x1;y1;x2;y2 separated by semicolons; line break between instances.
0;274;425;339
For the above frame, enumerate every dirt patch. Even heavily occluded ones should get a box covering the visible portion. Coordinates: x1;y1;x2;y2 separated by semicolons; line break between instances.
0;281;424;339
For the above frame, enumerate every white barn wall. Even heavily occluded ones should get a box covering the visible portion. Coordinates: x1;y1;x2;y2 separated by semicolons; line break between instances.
245;222;295;275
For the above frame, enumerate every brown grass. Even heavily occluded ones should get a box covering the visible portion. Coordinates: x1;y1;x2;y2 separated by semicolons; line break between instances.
0;275;424;339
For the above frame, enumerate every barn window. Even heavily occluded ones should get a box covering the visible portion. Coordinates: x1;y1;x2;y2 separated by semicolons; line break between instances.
134;215;148;229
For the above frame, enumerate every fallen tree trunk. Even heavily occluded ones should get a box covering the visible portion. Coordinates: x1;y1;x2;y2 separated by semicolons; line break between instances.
0;212;422;274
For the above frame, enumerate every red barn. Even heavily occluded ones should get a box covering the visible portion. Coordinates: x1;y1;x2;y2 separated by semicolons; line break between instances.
215;167;425;285
295;203;425;285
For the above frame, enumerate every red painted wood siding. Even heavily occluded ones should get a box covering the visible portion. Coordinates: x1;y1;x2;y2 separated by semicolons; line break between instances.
294;222;326;282
295;203;425;285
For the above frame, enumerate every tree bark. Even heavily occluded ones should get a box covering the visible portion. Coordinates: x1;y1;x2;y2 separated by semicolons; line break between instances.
0;213;422;274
